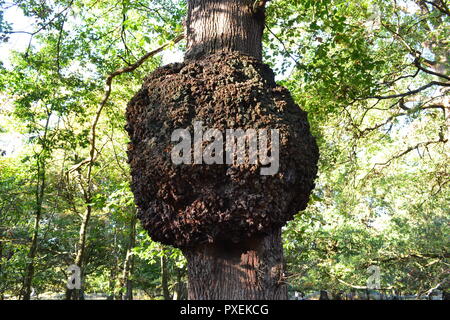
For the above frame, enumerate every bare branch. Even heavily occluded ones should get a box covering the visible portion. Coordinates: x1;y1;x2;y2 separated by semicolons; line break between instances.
374;138;447;167
87;33;184;194
423;0;450;15
365;81;450;100
359;112;408;136
414;57;450;81
66;34;184;192
265;23;302;68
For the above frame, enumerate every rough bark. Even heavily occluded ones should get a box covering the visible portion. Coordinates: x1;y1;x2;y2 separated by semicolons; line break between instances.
182;1;292;300
127;52;318;248
183;228;287;299
127;0;318;300
185;0;265;60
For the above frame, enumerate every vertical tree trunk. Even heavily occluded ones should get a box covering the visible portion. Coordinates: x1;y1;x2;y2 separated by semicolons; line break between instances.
21;210;41;300
108;269;116;300
66;71;105;299
161;251;171;300
108;224;120;300
319;290;330;300
183;228;287;300
22;117;49;300
173;268;187;300
121;214;136;300
66;206;91;300
182;0;288;300
185;0;266;60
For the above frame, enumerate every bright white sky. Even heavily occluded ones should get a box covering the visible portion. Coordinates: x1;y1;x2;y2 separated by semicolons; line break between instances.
0;6;33;68
0;8;35;156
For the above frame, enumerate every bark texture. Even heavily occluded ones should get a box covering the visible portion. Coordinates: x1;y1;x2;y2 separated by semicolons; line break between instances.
126;0;319;300
126;52;319;248
183;227;286;300
185;0;265;60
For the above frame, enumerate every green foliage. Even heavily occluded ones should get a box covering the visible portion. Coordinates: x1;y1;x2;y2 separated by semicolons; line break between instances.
0;0;448;299
264;0;449;296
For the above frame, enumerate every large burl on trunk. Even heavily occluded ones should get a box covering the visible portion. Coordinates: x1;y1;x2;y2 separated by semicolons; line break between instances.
126;0;319;300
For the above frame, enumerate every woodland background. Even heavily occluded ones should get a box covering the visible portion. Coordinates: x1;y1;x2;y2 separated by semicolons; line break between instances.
0;0;448;299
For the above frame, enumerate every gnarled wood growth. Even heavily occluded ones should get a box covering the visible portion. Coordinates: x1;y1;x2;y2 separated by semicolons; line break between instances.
126;0;319;300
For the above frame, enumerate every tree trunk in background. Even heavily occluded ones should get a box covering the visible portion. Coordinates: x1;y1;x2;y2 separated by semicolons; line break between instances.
21;123;48;300
66;206;91;300
320;290;330;300
108;268;117;300
161;251;171;300
173;268;187;300
108;224;120;300
185;0;265;60
121;214;137;300
21;210;41;300
183;228;287;299
182;0;288;300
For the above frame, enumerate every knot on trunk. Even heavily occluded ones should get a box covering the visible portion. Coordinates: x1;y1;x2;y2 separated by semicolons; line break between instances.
126;51;319;248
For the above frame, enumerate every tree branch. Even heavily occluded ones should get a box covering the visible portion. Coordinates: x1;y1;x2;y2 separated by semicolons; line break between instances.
66;34;184;190
265;23;302;68
414;57;450;81
359;112;408;136
365;81;450;100
253;0;269;11
374;138;448;167
90;33;184;167
423;0;450;16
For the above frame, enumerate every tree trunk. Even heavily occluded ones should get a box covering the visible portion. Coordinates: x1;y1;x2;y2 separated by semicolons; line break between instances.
173;268;187;300
66;206;91;300
185;0;266;60
121;214;137;300
108;224;120;300
319;290;330;300
22;131;48;300
183;228;287;300
21;211;41;300
161;250;171;300
182;0;288;300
